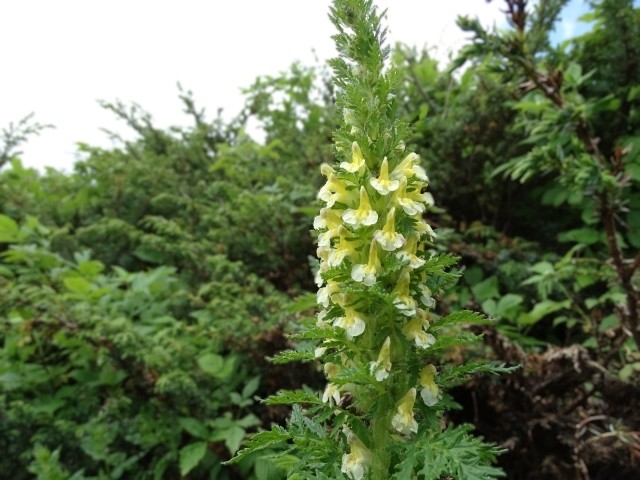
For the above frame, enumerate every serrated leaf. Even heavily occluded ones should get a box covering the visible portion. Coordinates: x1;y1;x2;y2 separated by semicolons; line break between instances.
225;427;291;464
269;349;316;364
433;310;487;328
265;390;322;406
286;293;317;312
393;445;417;479
179;442;207;476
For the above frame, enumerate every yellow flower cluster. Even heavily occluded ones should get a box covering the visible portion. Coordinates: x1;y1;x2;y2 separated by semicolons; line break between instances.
314;141;443;477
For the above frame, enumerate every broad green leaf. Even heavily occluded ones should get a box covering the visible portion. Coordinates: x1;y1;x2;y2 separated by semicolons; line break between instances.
77;260;104;277
558;228;600;245
197;353;224;376
241;376;261;399
471;276;499;301
481;299;497;317
0;215;20;243
225;425;246;455
63;277;92;294
179;417;210;440
179;442;208;476
496;294;523;317
519;300;570;326
529;261;554;275
597;315;618;332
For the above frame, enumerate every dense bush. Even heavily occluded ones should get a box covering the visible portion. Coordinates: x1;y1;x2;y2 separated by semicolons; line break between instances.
1;1;639;478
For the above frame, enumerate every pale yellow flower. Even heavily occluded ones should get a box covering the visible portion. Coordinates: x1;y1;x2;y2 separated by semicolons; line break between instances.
373;207;405;251
334;306;366;339
396;234;425;269
351;238;382;286
393;176;426;216
391;152;428;182
419;284;436;308
392;388;418;435
328;226;359;266
340;141;366;173
370;157;400;195
315;208;344;247
369;336;392;381
343;186;378;228
317;280;340;308
403;317;436;349
315;247;331;286
318;167;354;207
341;429;372;480
324;362;340;377
322;383;341;406
392;269;417;316
415;218;436;239
420;364;442;406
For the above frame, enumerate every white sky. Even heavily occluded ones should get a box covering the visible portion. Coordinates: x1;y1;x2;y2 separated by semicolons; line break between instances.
1;1;506;172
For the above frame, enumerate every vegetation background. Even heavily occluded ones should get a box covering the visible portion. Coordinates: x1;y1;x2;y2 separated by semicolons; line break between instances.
1;0;639;478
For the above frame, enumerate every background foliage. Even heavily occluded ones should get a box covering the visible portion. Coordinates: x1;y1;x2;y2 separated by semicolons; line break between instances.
1;1;639;479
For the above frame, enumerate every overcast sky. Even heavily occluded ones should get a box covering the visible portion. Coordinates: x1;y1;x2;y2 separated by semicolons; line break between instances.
1;0;590;172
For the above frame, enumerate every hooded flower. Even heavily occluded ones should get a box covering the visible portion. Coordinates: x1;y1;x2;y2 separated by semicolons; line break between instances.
328;226;359;266
318;164;354;207
373;207;405;251
341;429;372;480
415;218;437;239
351;238;382;286
322;383;342;406
370;157;400;195
403;317;436;349
343;186;378;228
396;234;425;269
334;306;366;339
392;269;417;316
392;388;418;435
419;284;436;309
317;280;340;308
315;246;331;286
391;152;428;182
315;208;344;247
324;362;340;377
420;364;442;407
340;141;366;173
393;176;426;216
369;336;392;381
